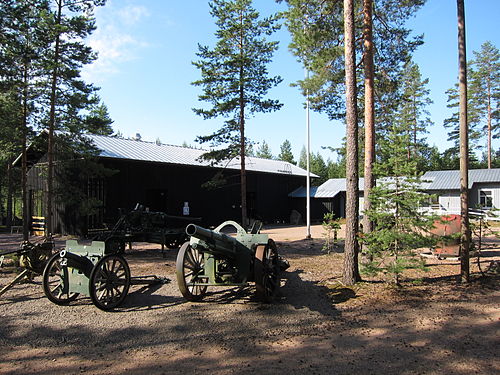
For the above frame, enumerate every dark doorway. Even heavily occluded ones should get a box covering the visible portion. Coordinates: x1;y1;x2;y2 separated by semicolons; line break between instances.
145;189;168;212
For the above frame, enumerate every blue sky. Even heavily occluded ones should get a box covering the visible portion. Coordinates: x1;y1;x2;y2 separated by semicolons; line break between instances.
82;0;500;163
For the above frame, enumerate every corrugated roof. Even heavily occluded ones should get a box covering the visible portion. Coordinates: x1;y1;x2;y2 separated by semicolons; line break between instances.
315;178;366;197
289;169;500;198
289;178;366;198
288;186;319;198
88;134;312;177
422;169;500;190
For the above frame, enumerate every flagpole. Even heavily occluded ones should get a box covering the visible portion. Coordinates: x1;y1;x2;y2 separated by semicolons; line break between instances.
305;67;311;239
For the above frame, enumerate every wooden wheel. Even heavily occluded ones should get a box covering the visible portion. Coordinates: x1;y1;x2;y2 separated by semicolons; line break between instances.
43;252;79;305
89;254;130;311
176;242;208;301
254;239;280;302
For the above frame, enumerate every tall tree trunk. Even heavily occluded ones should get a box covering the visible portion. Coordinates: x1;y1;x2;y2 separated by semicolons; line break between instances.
363;0;375;235
343;0;361;285
238;10;247;228
239;88;247;228
487;81;492;169
413;95;418;160
22;63;29;241
457;0;470;283
0;172;3;225
46;1;62;235
6;161;13;228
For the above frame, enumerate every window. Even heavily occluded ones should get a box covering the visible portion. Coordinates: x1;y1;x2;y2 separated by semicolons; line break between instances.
428;193;439;209
479;190;493;209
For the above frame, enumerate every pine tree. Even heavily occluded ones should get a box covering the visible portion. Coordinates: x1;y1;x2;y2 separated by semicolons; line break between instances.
255;140;273;159
0;0;51;237
0;94;22;229
280;0;425;284
470;41;500;168
278;139;295;164
457;0;470;283
398;60;433;166
298;145;307;169
327;157;346;179
343;0;361;285
362;0;375;236
310;152;328;185
443;76;482;154
362;123;438;285
281;0;424;121
43;0;106;234
192;0;282;226
84;98;114;135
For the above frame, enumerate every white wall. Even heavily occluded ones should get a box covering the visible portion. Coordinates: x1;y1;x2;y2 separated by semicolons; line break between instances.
438;192;461;214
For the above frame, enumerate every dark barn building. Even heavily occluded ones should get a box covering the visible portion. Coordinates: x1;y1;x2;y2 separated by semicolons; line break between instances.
26;134;311;235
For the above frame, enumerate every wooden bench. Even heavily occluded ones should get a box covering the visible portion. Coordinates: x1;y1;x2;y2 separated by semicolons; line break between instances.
31;216;45;236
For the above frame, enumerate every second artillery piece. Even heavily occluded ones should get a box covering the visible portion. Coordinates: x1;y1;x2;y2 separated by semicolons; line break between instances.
92;204;201;255
0;238;54;298
43;239;169;311
176;220;286;302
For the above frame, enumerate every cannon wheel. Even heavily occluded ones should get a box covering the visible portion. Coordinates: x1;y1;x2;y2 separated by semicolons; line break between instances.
176;242;208;301
254;239;280;303
43;252;79;305
89;254;130;311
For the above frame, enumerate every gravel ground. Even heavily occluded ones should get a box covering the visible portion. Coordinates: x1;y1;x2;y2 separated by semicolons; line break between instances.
0;226;499;375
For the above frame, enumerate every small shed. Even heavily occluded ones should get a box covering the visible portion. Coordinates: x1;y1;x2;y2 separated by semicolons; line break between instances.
289;178;365;221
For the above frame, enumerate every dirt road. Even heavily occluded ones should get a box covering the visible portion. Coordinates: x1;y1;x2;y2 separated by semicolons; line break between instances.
0;227;498;374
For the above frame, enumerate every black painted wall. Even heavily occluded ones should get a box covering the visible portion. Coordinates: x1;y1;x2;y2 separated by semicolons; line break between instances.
101;158;304;228
27;157;306;234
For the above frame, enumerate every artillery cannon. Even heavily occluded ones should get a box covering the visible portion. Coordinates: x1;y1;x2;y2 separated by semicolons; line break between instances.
92;203;200;255
0;238;54;298
43;240;168;311
176;221;283;302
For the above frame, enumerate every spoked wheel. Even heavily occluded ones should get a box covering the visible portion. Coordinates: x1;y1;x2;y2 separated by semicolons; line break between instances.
176;242;208;301
254;239;280;303
89;254;130;311
43;252;79;305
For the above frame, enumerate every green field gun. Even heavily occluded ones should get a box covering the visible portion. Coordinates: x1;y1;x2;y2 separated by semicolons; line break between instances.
0;238;54;298
176;220;287;302
42;240;169;311
92;203;201;255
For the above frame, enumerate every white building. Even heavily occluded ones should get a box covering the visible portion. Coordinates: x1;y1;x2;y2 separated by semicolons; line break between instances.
289;169;500;222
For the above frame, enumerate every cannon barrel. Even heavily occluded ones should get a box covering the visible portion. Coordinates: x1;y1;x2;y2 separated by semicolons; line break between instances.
59;251;95;277
186;223;251;258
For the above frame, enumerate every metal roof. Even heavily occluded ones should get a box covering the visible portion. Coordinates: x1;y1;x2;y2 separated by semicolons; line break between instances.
289;169;500;198
422;169;500;190
87;134;312;177
288;186;319;198
315;178;366;197
289;178;366;198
